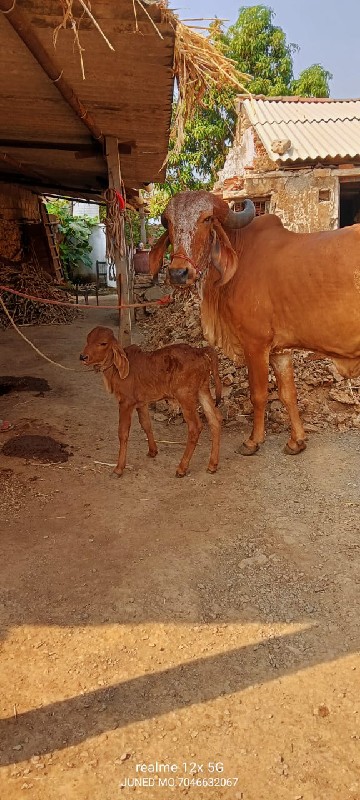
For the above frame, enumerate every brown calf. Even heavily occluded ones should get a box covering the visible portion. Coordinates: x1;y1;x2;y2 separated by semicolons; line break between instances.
80;326;222;477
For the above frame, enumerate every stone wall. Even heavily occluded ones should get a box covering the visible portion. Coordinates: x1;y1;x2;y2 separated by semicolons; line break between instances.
220;168;339;233
216;108;340;233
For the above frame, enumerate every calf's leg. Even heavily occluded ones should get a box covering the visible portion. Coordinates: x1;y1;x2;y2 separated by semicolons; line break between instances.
240;345;270;455
270;351;306;454
114;402;134;477
199;387;222;473
137;404;158;458
175;395;203;478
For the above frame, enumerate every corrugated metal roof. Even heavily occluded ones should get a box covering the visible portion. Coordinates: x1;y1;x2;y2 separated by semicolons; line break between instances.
242;98;360;163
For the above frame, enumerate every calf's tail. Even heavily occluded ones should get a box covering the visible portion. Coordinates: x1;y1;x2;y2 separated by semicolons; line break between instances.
204;347;222;406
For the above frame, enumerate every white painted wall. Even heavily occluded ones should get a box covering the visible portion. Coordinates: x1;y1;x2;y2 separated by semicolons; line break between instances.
72;202;100;219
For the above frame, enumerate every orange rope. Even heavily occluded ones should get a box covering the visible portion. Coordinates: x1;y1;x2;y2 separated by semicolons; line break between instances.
0;285;173;310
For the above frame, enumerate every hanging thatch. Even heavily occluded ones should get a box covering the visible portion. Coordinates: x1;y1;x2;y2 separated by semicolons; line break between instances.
161;6;251;153
53;0;251;156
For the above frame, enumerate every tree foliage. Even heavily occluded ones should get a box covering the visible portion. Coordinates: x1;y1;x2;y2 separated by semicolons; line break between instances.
150;5;333;216
291;63;332;98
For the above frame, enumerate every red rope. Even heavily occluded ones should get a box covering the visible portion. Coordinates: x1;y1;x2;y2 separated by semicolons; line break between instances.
0;285;173;310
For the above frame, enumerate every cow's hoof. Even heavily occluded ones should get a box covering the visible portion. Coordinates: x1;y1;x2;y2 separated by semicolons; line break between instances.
284;440;306;455
112;469;123;478
147;449;158;459
238;441;260;456
207;464;218;474
175;468;187;478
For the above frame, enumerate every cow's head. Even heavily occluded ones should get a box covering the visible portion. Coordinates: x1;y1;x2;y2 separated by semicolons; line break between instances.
149;190;255;288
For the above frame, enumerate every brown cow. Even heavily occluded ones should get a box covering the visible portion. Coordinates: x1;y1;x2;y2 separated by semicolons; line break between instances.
150;190;360;455
80;326;222;477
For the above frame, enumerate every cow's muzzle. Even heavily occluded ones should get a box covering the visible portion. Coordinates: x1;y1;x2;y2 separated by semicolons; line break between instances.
169;267;189;285
79;353;88;362
168;257;197;287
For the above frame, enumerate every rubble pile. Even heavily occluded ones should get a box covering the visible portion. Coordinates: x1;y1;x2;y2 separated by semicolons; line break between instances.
140;289;360;433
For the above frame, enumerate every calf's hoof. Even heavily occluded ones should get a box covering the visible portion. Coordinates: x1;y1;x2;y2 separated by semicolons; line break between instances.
147;449;158;459
175;468;187;478
238;441;260;456
112;468;123;478
284;440;306;455
207;464;218;474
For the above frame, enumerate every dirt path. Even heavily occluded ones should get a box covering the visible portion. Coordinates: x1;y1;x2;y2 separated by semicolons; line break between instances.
1;306;360;800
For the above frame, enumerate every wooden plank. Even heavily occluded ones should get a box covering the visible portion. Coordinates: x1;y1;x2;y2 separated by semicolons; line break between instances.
105;136;131;345
0;0;104;145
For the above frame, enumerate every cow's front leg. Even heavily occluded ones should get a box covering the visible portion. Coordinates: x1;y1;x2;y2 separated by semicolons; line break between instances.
270;351;306;454
113;401;134;477
240;345;270;455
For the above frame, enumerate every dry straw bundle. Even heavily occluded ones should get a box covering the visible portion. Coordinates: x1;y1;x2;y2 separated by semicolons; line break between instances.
162;7;250;153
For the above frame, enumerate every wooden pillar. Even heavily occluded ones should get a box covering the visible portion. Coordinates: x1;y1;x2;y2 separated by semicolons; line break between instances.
139;206;147;245
105;136;131;345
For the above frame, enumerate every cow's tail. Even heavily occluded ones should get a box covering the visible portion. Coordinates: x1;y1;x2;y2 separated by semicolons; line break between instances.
204;347;222;406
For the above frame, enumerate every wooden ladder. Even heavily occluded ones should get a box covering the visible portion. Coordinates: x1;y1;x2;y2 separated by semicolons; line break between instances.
39;202;64;282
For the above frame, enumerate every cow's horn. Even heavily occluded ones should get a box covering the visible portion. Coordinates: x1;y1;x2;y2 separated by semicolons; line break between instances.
224;199;256;229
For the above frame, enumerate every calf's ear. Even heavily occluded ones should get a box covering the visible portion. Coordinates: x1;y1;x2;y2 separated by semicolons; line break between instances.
211;220;238;285
111;341;130;379
149;231;170;276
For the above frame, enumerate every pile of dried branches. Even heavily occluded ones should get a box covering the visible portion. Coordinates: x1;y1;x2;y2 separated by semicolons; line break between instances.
0;262;77;329
141;291;360;434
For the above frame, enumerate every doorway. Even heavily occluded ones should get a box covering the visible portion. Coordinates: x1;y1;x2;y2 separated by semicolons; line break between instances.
339;180;360;227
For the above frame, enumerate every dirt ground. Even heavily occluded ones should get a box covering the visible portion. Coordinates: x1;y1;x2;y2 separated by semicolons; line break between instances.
1;302;360;800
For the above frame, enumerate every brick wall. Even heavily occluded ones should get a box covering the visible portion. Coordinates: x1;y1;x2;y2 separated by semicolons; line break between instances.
0;183;40;260
0;182;40;222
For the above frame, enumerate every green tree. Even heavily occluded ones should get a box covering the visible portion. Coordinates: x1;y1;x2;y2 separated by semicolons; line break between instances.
221;5;297;96
291;64;332;97
152;5;332;214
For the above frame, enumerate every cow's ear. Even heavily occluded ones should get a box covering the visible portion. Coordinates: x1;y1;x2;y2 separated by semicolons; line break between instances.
149;231;170;276
211;220;238;285
111;341;130;379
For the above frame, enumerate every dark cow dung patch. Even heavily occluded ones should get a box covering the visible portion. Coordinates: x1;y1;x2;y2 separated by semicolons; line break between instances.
2;435;72;463
0;376;51;396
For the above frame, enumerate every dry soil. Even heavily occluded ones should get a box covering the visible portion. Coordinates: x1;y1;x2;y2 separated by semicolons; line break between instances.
1;303;360;800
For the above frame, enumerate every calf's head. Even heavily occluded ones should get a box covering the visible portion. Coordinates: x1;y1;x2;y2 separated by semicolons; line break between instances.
149;190;255;288
80;326;129;379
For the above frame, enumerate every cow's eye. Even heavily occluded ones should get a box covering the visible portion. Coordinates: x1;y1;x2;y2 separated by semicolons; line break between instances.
203;216;213;223
100;342;107;346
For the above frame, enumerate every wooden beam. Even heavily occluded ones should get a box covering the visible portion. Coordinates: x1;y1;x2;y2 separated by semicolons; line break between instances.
0;140;134;155
75;142;134;159
0;174;105;202
0;151;46;182
0;140;96;152
105;136;131;345
0;0;104;145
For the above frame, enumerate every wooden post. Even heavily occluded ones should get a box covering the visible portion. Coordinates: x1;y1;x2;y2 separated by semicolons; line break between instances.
105;136;131;345
139;206;147;245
